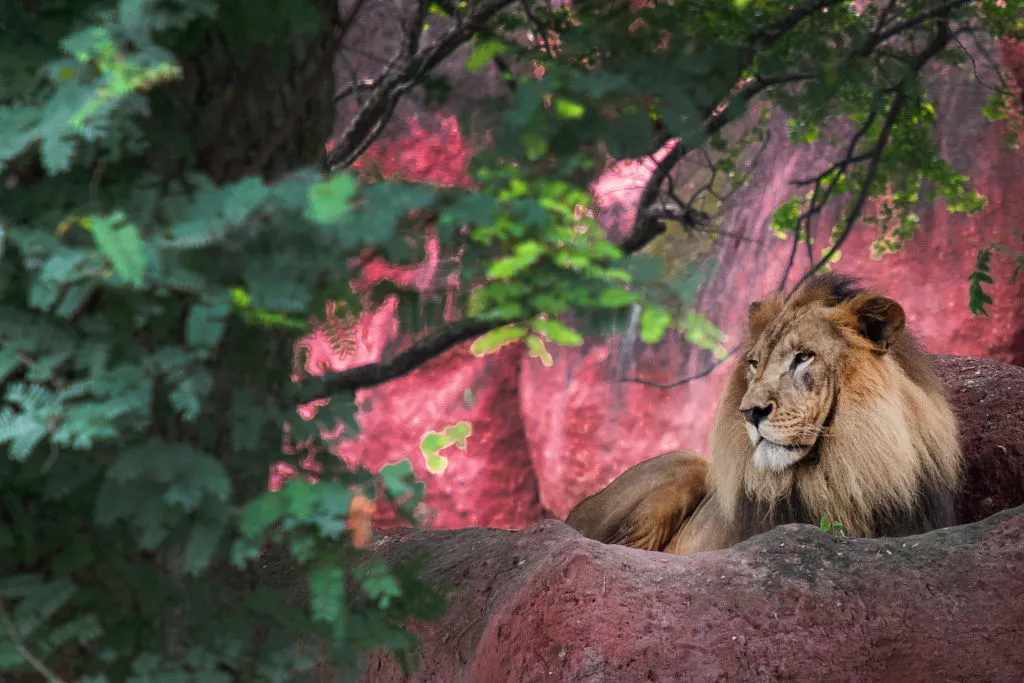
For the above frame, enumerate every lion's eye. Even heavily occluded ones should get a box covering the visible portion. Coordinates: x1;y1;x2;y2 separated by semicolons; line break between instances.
792;351;814;368
747;359;758;372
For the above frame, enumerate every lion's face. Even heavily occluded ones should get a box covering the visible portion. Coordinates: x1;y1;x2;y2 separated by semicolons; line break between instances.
738;284;906;473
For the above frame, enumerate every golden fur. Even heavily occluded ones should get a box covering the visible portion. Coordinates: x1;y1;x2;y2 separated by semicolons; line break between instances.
566;273;963;554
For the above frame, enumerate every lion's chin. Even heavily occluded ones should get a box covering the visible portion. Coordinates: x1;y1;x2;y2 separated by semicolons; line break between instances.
751;439;806;473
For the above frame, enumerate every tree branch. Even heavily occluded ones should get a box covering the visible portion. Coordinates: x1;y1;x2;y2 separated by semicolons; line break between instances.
325;0;521;169
627;7;960;386
777;92;885;291
297;317;509;397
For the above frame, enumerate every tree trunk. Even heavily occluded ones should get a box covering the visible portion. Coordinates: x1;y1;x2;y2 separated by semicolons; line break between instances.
163;1;339;184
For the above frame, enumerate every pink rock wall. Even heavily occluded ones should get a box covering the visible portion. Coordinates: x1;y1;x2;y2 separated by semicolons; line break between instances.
280;25;1024;530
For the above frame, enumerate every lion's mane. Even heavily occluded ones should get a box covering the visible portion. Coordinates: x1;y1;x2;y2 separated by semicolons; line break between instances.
707;273;962;540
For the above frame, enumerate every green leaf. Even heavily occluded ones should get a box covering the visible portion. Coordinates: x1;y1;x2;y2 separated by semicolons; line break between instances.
487;241;544;279
88;212;147;287
239;491;287;538
968;248;995;316
531;318;583;347
524;334;553;367
419;421;471;476
309;560;346;625
185;299;231;349
521;132;548;161
598;288;638;308
466;38;509;72
640;305;672;344
183;513;228;576
553;99;586;120
350;183;436;248
424;452;448;474
439;193;500;232
379;459;416;501
306;173;358;225
40;135;77;175
470;324;527;356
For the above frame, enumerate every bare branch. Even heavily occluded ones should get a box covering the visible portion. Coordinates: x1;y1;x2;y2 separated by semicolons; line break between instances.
777;92;885;290
621;347;739;389
790;91;906;294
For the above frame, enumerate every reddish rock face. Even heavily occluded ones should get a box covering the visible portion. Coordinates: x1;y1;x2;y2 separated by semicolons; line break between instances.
291;25;1024;530
357;509;1024;683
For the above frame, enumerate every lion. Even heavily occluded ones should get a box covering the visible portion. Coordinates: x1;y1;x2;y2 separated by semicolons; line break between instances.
566;273;963;554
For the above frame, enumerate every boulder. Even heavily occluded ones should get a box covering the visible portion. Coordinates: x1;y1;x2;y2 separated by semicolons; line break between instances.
359;510;1024;682
936;355;1024;525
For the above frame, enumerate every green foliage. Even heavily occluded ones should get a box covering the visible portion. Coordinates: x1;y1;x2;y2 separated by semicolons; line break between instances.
419;422;472;475
969;248;996;316
1;1;443;681
818;514;845;536
969;233;1024;316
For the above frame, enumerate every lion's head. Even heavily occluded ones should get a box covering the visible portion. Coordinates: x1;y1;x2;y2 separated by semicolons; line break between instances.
710;273;962;538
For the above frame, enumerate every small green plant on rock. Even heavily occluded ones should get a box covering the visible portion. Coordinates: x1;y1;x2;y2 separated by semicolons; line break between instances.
819;514;846;537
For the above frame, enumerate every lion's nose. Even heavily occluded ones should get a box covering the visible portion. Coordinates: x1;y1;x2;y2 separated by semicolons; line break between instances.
740;403;773;427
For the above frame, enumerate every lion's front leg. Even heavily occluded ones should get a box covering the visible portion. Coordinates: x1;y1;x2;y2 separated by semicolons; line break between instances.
565;450;709;552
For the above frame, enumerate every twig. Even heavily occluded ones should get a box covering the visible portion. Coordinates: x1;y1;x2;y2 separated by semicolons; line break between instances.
950;29;1003;95
333;79;377;104
778;92;884;291
522;1;555;57
873;0;971;44
622;347;739;389
0;597;68;683
790;91;906;294
325;0;521;169
304;1;848;396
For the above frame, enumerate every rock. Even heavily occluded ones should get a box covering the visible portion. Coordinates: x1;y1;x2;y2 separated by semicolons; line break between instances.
935;355;1024;525
358;511;1024;682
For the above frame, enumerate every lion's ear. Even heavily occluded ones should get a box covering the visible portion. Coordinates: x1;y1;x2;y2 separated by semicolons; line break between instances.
747;294;783;339
848;294;906;352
